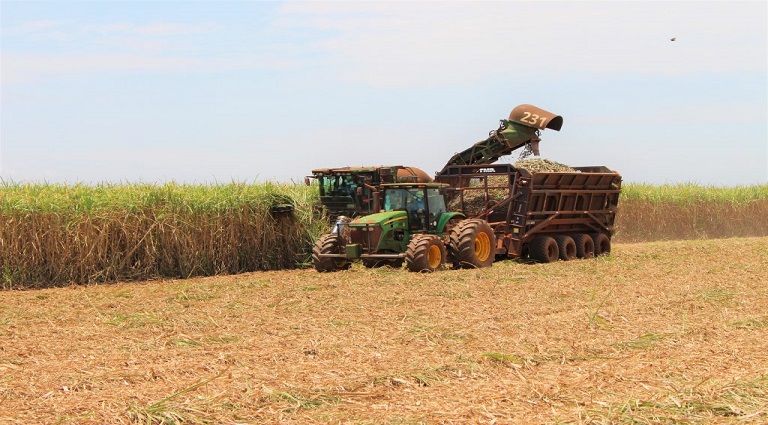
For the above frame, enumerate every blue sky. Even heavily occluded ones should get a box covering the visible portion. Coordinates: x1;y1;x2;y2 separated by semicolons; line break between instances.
1;1;766;185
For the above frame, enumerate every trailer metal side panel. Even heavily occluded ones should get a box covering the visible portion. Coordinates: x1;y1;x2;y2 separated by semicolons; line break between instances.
436;164;622;258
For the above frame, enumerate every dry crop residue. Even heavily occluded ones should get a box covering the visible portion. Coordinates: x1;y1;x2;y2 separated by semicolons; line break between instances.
513;157;576;173
1;237;767;424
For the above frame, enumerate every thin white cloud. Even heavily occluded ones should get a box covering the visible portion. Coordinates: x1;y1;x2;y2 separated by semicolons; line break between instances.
1;19;67;35
569;101;766;127
87;22;213;36
1;14;302;84
1;52;302;84
5;54;186;83
275;1;767;88
3;2;765;88
1;19;213;38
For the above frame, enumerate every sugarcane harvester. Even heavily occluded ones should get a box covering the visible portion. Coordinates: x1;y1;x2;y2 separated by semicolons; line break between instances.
305;165;433;224
311;104;621;272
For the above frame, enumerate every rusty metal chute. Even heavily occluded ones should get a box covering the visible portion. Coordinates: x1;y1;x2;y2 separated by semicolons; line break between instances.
508;104;563;131
440;104;562;173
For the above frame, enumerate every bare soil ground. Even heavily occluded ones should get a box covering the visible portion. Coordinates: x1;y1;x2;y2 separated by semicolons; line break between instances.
1;237;767;424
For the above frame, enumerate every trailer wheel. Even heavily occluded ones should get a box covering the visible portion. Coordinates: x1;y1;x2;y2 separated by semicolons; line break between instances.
572;233;595;259
530;236;559;263
554;235;577;261
405;235;446;273
591;233;612;256
312;234;351;272
448;219;496;269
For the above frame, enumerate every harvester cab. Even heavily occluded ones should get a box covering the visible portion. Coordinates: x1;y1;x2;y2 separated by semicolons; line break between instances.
305;165;432;222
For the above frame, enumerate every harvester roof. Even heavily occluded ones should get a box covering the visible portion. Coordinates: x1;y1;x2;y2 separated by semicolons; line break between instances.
311;166;394;174
380;182;449;190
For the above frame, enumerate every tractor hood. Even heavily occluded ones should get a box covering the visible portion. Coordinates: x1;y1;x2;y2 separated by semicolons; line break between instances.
351;210;407;227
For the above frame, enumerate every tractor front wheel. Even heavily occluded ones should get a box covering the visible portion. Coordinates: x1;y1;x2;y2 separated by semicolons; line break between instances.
405;235;446;273
312;234;351;272
448;219;496;269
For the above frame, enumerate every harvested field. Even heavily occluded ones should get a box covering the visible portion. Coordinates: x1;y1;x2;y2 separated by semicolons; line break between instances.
1;237;766;424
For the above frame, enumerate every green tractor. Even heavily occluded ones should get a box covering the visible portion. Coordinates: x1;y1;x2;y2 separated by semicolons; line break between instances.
312;182;497;273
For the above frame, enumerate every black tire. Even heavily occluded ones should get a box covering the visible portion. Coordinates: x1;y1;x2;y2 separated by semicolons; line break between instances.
312;234;351;272
554;235;577;261
405;235;446;273
591;233;612;256
572;233;595;259
529;236;559;263
448;219;496;269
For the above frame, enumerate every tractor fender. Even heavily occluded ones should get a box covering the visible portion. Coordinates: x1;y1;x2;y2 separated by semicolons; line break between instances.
436;212;465;234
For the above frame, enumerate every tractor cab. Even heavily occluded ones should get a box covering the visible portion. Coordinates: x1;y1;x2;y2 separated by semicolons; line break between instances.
383;184;447;233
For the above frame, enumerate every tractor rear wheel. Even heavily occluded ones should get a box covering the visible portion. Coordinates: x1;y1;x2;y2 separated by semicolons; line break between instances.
312;234;351;272
554;235;577;261
405;235;446;273
572;233;595;259
592;233;612;256
530;236;559;263
448;219;496;269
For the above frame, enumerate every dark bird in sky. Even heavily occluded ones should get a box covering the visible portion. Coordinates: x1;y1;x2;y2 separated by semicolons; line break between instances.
670;37;676;41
